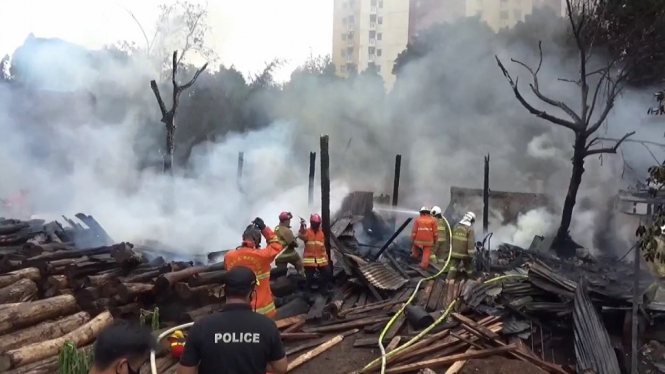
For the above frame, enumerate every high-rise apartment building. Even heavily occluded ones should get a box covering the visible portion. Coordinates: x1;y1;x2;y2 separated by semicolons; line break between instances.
332;0;410;90
333;0;564;90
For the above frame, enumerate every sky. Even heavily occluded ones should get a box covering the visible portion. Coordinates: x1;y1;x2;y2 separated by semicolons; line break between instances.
0;0;334;81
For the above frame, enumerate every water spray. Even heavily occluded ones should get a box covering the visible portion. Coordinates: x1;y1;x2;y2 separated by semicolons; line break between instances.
374;205;420;215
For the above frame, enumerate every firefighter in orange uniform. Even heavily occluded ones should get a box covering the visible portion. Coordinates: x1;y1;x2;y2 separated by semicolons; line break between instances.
411;206;438;269
224;217;284;318
299;214;331;296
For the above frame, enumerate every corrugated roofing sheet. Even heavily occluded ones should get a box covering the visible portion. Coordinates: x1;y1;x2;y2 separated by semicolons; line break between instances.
357;262;408;291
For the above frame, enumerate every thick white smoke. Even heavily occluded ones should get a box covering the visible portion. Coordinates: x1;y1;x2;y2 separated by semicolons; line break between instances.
1;6;662;259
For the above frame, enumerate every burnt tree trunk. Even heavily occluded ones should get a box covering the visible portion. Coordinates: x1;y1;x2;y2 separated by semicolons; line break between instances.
553;135;586;258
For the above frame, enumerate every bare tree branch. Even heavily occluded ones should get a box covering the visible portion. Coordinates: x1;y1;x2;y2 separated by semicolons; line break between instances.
509;41;584;124
495;56;580;131
115;3;150;51
585;131;635;156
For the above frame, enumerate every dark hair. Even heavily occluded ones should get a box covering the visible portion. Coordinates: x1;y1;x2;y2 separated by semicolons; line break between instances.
242;224;261;242
93;320;155;369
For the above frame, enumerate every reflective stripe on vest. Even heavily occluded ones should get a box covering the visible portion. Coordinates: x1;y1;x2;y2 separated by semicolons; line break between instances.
271;226;288;246
306;240;324;246
453;228;468;241
437;224;447;242
256;301;276;315
302;257;328;264
417;227;432;231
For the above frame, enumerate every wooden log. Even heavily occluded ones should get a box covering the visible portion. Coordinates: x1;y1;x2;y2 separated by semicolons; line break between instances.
283;319;306;333
0;311;91;353
0;268;41;288
139;355;177;374
188;270;226;287
0;294;79;334
110;303;140;317
118;282;154;303
4;355;58;374
175;283;212;300
0;310;113;371
25;243;130;263
0;278;38;303
46;275;68;289
122;269;162;283
275;314;306;329
83;270;122;287
21;242;74;257
304;316;390;333
285;329;359;356
383;345;516;374
306;294;328;321
286;334;344;371
154;265;208;293
444;347;475;374
280;332;321;340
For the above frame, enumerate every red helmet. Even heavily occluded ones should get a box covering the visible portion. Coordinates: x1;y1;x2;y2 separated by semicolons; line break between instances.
279;212;293;221
310;214;322;223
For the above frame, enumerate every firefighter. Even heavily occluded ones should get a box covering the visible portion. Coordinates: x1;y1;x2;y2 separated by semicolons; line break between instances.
224;217;284;318
430;206;450;265
411;206;438;269
168;330;186;358
299;214;331;296
272;212;304;276
449;212;476;280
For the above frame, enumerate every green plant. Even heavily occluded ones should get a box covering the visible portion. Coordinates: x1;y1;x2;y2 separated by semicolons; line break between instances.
58;341;94;374
140;306;160;331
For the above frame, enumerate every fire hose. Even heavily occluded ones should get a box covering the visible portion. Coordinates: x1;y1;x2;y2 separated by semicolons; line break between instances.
364;217;527;374
150;322;194;374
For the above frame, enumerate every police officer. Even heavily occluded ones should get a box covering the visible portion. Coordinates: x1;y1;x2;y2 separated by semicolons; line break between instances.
177;266;288;374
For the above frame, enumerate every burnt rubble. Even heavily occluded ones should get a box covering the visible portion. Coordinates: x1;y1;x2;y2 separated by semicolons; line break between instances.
0;193;663;373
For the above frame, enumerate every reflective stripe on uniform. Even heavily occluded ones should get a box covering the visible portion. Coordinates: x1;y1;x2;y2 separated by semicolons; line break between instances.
414;240;434;246
306;241;324;246
302;257;328;264
257;272;270;280
271;226;289;246
256;301;276;315
417;227;432;231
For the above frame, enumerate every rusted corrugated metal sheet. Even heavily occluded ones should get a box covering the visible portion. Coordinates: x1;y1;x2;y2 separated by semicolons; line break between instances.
357;262;408;291
573;280;621;374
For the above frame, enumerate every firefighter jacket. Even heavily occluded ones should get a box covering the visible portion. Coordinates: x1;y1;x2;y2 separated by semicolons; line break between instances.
451;223;475;259
298;226;329;267
271;224;298;251
433;217;450;250
224;227;283;317
411;215;438;248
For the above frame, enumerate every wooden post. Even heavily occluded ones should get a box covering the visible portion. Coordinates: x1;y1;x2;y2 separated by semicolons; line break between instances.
308;152;316;207
237;152;244;190
320;136;332;269
483;154;490;234
631;238;640;374
392;155;401;208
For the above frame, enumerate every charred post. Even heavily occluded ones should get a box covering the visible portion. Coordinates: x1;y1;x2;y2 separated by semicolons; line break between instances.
483;154;490;234
149;51;208;174
308;152;316;207
320;135;332;269
392;154;401;208
237;151;244;190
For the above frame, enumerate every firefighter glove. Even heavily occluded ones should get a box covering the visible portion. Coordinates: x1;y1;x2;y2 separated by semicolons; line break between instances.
253;217;266;230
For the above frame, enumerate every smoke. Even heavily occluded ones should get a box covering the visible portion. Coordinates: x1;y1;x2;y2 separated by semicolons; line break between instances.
1;6;661;259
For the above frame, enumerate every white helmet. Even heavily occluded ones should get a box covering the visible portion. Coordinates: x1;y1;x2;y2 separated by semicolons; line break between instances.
431;206;442;216
463;212;476;222
419;206;430;213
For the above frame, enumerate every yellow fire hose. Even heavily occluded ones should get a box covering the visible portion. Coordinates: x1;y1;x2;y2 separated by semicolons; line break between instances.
364;217;527;374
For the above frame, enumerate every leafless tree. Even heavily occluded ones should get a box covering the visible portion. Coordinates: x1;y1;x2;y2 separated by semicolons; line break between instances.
495;0;636;257
150;51;208;174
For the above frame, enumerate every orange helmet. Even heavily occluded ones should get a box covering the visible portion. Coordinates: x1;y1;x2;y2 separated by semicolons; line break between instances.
310;214;322;224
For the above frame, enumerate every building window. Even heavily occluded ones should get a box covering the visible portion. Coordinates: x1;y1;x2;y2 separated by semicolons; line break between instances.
377;49;382;57
370;14;377;22
342;49;346;57
371;0;377;5
348;15;354;22
379;1;383;8
368;47;376;54
377;33;382;40
500;0;508;3
342;18;347;24
369;30;376;38
499;10;509;19
348;31;354;39
347;47;353;54
342;34;347;40
378;16;383;24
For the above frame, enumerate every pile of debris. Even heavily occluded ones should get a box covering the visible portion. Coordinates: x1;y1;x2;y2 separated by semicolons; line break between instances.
0;195;662;374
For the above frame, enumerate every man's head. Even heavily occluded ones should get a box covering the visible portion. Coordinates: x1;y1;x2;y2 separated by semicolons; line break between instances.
224;266;257;303
91;320;155;374
431;206;442;218
419;206;430;216
310;213;322;230
242;224;262;247
278;211;293;226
